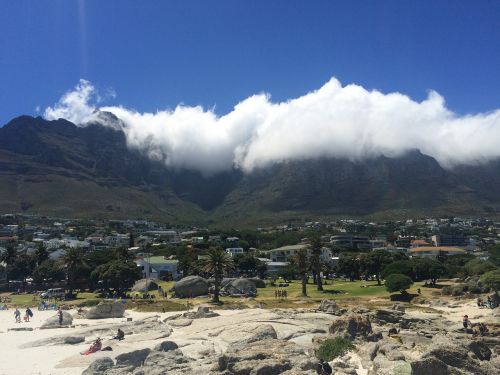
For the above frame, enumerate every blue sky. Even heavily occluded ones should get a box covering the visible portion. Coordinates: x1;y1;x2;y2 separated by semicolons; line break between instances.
0;0;499;126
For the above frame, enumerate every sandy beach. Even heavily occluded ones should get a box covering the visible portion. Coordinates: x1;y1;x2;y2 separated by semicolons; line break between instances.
0;309;162;375
0;300;496;375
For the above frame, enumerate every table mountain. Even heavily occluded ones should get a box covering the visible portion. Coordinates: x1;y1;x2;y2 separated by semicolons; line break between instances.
0;115;499;225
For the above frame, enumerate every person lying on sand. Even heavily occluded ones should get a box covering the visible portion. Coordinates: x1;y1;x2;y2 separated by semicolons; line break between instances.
81;338;102;355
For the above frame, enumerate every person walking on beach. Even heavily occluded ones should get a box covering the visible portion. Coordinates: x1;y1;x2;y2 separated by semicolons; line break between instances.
24;307;33;322
14;308;21;323
57;306;63;326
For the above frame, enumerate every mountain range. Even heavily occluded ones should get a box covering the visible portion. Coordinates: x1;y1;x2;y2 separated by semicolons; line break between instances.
1;115;500;226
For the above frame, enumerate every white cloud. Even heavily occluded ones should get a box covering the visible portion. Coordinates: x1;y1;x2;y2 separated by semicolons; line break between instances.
44;78;500;175
44;79;99;124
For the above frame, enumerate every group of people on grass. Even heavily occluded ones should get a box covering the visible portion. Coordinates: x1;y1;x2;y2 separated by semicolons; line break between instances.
275;289;288;299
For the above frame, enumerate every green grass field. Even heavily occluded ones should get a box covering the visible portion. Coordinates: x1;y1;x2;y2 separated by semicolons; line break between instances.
1;279;430;310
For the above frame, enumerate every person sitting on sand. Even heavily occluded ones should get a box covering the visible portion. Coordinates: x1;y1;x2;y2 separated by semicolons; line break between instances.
315;359;333;375
463;315;470;330
388;327;399;336
477;322;488;336
81;337;102;355
113;328;125;341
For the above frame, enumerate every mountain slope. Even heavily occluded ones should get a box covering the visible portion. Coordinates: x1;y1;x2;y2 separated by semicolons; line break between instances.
0;115;499;224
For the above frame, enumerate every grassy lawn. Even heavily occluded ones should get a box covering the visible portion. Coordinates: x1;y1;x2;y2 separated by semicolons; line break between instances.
1;279;432;310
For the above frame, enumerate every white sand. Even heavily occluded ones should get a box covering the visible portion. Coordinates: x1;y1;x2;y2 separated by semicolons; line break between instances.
0;309;161;375
0;301;495;375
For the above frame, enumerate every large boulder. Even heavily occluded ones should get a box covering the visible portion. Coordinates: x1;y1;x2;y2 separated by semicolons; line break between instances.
154;340;179;352
329;314;373;339
248;277;266;288
410;357;451;375
318;299;339;314
236;324;278;346
489;291;500;305
223;278;257;295
115;348;151;368
468;341;492;361
40;311;73;329
82;357;115;375
131;279;159;292
221;278;236;287
82;301;126;319
218;339;316;374
372;309;404;325
421;344;492;375
172;276;209;298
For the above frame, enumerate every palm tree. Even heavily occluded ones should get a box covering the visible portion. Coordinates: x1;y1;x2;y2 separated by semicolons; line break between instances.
0;245;17;286
296;249;309;297
198;247;234;304
60;247;87;294
309;236;324;291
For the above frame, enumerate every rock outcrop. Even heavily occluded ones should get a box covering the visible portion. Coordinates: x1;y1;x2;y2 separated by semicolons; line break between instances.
172;276;209;298
223;278;257;295
40;311;73;328
131;279;159;292
82;357;114;375
218;339;317;375
329;314;373;339
82;301;126;319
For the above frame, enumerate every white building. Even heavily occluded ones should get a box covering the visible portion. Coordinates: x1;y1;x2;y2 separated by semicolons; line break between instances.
225;247;244;257
266;244;332;263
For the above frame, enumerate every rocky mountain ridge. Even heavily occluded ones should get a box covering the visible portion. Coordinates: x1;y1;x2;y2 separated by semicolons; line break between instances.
1;115;500;225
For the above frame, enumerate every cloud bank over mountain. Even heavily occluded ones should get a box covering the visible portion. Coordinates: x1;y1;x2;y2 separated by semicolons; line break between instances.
44;78;500;175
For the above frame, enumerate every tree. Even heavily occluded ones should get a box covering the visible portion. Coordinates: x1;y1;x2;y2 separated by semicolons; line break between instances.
445;253;476;278
309;236;323;291
278;264;297;282
295;249;309;297
255;260;268;279
32;260;65;286
381;260;414;280
34;243;49;265
362;250;392;285
385;273;413;295
114;247;134;261
412;258;447;286
234;253;258;276
198;247;234;304
0;245;17;284
177;246;198;277
8;253;36;291
129;233;135;248
337;253;360;281
60;248;88;294
480;269;500;292
486;245;500;267
464;259;497;276
91;260;142;295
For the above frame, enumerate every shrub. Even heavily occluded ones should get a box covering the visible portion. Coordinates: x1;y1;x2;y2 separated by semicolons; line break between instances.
316;337;355;362
385;273;413;294
480;269;500;292
464;259;497;276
